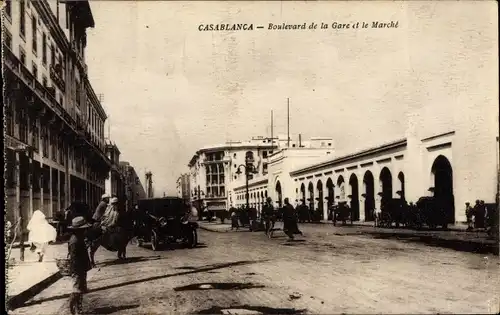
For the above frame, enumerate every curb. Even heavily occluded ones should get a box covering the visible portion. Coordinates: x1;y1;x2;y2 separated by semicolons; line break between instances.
199;225;230;233
6;270;62;310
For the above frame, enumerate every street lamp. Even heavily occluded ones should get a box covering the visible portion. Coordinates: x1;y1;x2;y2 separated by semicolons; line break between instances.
235;164;258;210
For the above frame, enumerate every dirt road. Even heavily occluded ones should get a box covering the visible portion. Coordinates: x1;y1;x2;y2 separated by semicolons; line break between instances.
12;227;500;314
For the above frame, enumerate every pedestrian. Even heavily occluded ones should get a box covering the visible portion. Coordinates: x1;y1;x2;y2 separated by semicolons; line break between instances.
465;202;474;231
27;210;57;262
282;198;302;240
262;197;275;237
231;210;239;230
67;216;93;315
473;200;485;229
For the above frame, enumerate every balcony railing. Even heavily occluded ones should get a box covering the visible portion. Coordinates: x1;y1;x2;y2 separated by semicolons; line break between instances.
4;45;110;168
49;65;65;91
4;45;73;128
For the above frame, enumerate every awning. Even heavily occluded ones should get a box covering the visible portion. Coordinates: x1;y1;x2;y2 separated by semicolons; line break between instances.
207;202;226;211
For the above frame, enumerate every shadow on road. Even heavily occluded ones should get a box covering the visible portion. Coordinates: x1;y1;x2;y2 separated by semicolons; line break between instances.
367;232;498;255
174;282;265;291
140;242;208;251
197;305;307;314
97;255;165;267
282;239;307;247
22;259;270;308
89;304;140;314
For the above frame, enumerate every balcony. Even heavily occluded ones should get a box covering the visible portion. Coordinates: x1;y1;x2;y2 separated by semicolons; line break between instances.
49;65;65;91
4;45;73;129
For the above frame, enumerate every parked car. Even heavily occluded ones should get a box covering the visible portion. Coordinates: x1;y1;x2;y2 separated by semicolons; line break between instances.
135;197;198;251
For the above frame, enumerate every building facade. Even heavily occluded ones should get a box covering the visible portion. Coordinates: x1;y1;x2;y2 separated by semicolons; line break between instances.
188;135;334;213
243;116;499;224
232;136;335;212
188;136;281;213
119;161;147;211
176;173;191;200
104;141;124;201
3;0;110;231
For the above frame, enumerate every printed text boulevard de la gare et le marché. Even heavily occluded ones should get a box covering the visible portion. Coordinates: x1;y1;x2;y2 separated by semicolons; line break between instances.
198;21;399;31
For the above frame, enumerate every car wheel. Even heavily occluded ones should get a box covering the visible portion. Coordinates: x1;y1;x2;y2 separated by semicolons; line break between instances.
151;231;159;251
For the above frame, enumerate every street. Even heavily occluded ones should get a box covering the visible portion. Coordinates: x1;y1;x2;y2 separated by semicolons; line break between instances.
11;224;500;315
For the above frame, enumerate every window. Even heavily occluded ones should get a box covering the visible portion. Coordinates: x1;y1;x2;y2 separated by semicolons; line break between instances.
32;62;38;80
50;44;55;66
32;119;39;152
263;151;268;159
19;0;26;38
19;47;26;65
42;33;47;64
51;132;57;161
59;95;64;106
42;76;47;87
5;31;12;50
31;15;37;54
5;0;11;19
19;110;28;143
75;81;80;107
5;103;14;136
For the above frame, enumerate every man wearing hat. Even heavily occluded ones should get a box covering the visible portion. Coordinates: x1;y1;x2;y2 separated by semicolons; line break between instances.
68;216;92;314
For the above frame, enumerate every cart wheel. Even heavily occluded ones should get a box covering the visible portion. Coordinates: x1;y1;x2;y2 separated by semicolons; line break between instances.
151;231;159;251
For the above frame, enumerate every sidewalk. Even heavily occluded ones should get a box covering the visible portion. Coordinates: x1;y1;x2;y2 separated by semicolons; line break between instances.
6;242;68;310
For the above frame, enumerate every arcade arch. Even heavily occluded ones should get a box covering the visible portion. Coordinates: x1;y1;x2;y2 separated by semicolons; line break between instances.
431;155;454;223
379;167;392;210
316;180;324;216
308;182;314;211
275;181;283;208
363;171;375;221
326;178;335;208
349;174;360;221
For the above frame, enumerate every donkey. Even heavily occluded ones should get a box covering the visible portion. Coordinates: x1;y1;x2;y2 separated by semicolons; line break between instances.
87;210;139;267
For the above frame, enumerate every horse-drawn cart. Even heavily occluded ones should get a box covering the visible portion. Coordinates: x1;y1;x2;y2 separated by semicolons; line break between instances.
135;197;198;251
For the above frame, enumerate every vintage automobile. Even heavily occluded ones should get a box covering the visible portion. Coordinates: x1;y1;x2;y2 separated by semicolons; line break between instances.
135;197;198;251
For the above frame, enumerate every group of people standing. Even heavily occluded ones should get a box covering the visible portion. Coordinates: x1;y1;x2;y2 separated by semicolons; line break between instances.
465;200;496;232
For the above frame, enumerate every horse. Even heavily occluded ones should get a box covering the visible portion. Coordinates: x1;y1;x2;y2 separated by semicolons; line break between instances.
87;209;139;267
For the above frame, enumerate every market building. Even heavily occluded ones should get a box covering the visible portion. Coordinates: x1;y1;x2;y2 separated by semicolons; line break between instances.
259;112;499;224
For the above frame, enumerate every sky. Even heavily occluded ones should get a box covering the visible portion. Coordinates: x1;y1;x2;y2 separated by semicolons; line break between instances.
85;1;497;196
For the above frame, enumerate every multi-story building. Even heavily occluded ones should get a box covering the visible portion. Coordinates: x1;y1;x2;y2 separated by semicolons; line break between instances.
232;135;335;212
104;141;124;201
188;136;292;214
176;173;191;200
119;161;147;211
3;0;110;231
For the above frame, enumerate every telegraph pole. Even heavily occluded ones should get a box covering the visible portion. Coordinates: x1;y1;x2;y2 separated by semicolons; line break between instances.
287;98;290;148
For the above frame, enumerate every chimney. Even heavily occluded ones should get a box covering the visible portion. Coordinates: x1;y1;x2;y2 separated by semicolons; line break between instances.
299;134;302;147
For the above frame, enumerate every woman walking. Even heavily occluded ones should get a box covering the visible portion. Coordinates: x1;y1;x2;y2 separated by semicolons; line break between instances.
27;210;57;262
